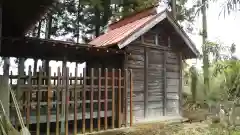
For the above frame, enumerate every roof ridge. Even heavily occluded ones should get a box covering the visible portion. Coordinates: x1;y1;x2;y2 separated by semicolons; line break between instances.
108;4;158;30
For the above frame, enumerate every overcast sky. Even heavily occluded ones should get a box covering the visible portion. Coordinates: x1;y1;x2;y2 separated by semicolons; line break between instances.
2;0;240;76
187;0;240;66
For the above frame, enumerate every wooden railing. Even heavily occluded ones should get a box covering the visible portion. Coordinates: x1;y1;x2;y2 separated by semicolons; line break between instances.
9;66;133;135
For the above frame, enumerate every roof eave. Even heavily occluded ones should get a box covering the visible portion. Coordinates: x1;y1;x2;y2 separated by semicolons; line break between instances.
118;11;167;49
165;11;200;58
117;11;199;59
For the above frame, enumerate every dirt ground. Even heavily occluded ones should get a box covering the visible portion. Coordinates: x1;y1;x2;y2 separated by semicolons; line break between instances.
92;121;240;135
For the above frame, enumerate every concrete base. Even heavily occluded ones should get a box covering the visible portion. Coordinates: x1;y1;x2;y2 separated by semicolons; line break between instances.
134;116;185;125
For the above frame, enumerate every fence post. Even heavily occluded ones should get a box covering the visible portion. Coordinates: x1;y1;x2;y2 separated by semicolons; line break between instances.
60;58;67;135
97;68;101;131
0;76;9;116
104;68;108;130
118;69;122;128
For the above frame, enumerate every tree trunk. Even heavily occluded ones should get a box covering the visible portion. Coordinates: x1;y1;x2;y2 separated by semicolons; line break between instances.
43;15;52;76
201;0;209;97
171;0;177;19
190;66;197;103
102;0;111;27
76;0;81;43
94;6;100;37
33;21;42;75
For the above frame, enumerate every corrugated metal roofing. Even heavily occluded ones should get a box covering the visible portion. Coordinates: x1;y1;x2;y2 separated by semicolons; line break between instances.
88;7;199;58
89;15;155;47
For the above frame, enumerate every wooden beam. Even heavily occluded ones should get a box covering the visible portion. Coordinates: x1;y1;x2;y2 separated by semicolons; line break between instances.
144;47;148;118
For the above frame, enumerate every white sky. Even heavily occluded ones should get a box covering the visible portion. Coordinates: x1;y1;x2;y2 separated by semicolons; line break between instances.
2;0;240;76
187;1;240;66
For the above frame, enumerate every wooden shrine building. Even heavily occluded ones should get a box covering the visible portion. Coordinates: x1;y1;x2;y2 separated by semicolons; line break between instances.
89;7;199;122
0;1;199;135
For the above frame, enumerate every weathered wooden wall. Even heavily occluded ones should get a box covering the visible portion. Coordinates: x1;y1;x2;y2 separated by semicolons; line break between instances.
126;43;145;122
125;27;182;122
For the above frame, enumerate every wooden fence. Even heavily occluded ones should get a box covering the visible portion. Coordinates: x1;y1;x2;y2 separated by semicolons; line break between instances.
9;66;133;135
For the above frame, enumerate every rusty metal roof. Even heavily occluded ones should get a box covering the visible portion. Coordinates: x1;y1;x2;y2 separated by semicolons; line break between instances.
89;15;155;47
89;8;199;58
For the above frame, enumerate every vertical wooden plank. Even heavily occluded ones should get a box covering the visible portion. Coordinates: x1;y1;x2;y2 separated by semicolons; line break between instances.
61;59;66;135
104;68;108;130
37;66;42;135
82;68;86;134
47;67;52;135
98;68;101;131
65;68;69;135
118;69;122;128
26;66;32;129
112;69;115;129
74;67;78;135
144;47;148;118
90;68;94;132
163;51;167;116
179;53;183;116
56;67;60;135
130;69;133;127
124;69;128;126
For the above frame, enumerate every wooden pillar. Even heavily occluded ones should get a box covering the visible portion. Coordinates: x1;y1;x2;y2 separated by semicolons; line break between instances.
163;51;167;116
179;53;183;116
33;59;38;75
60;57;67;135
144;47;148;118
171;0;177;19
43;60;50;76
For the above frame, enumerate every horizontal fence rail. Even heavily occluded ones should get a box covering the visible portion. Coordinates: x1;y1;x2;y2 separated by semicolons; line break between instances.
9;66;133;135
